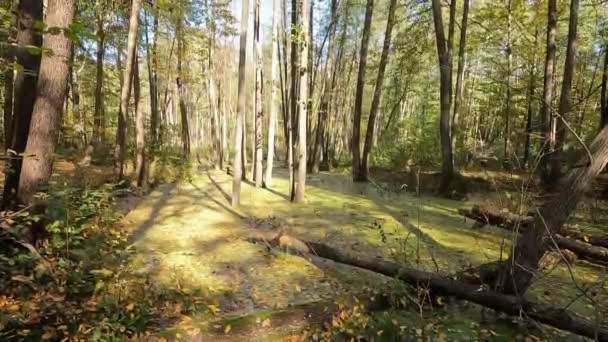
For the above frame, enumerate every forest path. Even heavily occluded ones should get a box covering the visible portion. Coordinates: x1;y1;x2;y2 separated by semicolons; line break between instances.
119;167;606;339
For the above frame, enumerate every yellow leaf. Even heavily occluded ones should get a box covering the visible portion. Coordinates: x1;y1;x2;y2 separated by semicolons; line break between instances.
262;318;271;327
224;324;231;334
377;330;384;336
126;303;135;312
207;304;220;315
584;236;589;243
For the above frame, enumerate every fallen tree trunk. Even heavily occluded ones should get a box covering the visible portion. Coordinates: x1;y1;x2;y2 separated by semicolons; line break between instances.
459;205;608;249
459;206;608;264
247;230;608;341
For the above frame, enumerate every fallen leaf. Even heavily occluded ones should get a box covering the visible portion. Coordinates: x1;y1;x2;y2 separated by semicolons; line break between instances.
262;318;271;327
224;324;231;334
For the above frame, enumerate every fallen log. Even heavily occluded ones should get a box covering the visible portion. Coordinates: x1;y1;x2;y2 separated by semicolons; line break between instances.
247;231;608;341
459;205;608;249
459;206;608;264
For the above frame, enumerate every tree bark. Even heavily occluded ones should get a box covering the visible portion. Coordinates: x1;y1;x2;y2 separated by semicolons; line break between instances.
601;42;608;129
253;0;264;187
289;0;299;201
523;26;539;168
145;4;159;157
2;0;17;150
17;0;75;205
2;0;43;209
93;1;106;144
503;0;513;168
114;0;140;180
248;231;608;341
351;0;374;182
231;0;249;207
431;0;455;194
361;0;397;180
134;54;146;187
539;0;557;190
295;0;310;203
550;0;579;181
176;16;190;158
265;0;280;188
451;0;469;151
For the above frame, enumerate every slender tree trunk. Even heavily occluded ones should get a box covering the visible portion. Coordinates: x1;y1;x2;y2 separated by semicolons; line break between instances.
431;0;455;193
94;5;105;144
134;54;146;187
601;43;608;129
503;0;513;168
361;0;397;180
550;0;579;181
311;0;338;175
265;0;280;187
295;0;310;203
2;0;43;209
289;0;299;200
540;0;557;190
254;0;264;187
176;17;190;158
523;26;539;168
2;0;17;150
452;0;469;151
114;0;141;179
145;4;159;157
71;46;84;147
17;0;75;205
351;0;374;182
232;0;249;206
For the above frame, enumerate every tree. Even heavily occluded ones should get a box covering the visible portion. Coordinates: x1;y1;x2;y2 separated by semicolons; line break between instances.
550;0;579;181
311;0;339;175
17;0;76;205
145;2;159;155
294;0;310;203
232;0;249;207
2;0;43;209
503;0;512;167
134;54;146;187
431;0;456;193
114;0;141;179
2;0;18;150
93;0;108;144
360;0;397;180
539;0;557;190
176;10;190;157
264;0;280;187
288;0;299;200
351;0;374;182
253;0;264;187
602;43;608;129
523;25;539;168
452;0;469;150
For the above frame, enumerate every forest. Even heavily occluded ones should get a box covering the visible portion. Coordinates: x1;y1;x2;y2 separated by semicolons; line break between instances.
1;0;608;340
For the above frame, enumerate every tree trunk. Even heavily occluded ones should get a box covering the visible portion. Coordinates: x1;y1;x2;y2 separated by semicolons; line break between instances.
503;0;512;167
431;0;455;194
17;0;75;205
539;0;557;190
550;0;579;181
134;54;146;187
114;0;141;179
2;0;17;150
232;0;249;206
254;0;264;187
601;42;608;129
176;17;190;158
294;0;310;203
523;26;539;168
361;0;397;179
451;0;469;151
351;0;374;182
289;0;299;201
2;0;43;209
311;0;338;175
265;0;280;188
503;124;608;294
145;4;159;157
71;46;84;148
93;6;105;144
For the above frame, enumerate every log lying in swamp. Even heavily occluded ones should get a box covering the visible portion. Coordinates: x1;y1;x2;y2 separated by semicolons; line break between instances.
459;205;608;250
247;230;608;341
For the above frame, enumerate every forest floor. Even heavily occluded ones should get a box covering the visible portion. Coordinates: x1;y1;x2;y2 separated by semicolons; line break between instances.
118;166;608;341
